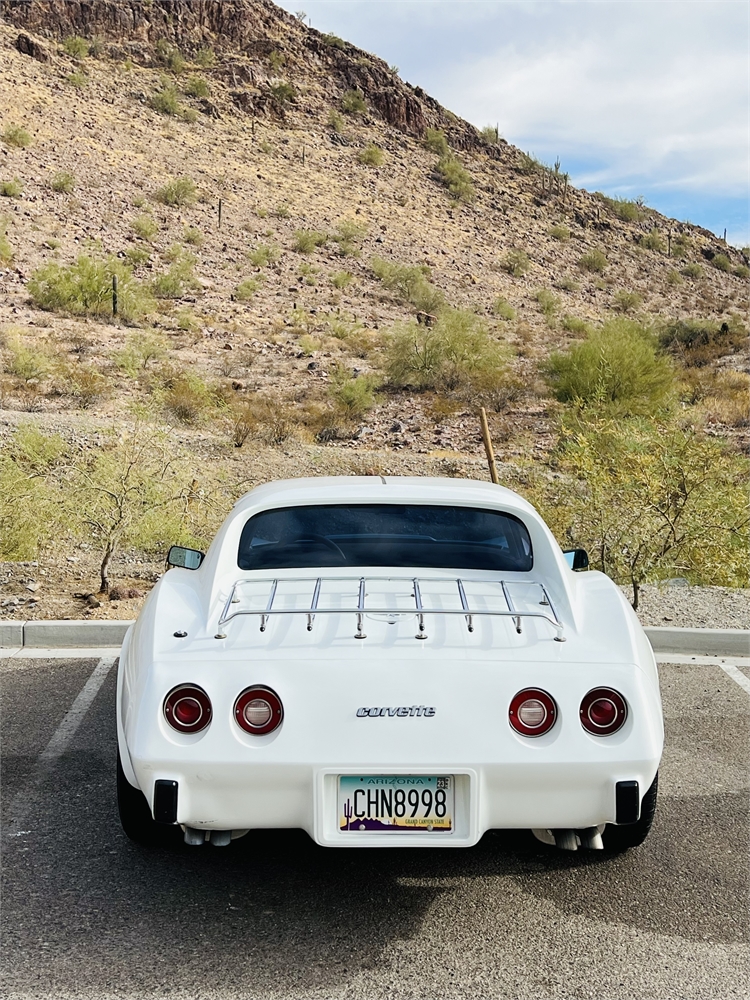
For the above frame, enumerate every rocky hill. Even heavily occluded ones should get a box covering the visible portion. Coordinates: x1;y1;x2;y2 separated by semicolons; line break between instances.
0;0;747;618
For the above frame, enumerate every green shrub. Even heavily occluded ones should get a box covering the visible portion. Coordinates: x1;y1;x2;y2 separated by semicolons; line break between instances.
328;109;345;133
384;308;508;394
248;243;280;267
712;253;732;273
50;170;75;193
371;256;445;314
733;264;750;279
0;178;23;198
658;315;747;366
603;197;642;222
150;83;180;116
549;224;570;242
293;229;328;253
160;370;224;424
125;246;151;266
0;425;65;560
341;89;366;114
274;202;291;219
67;71;88;89
502;249;530;277
493;297;515;321
235;278;260;301
334;219;367;256
183;226;203;246
329;368;378;418
56;362;109;408
194;47;216;68
666;269;683;286
536;289;559;323
28;256;153;322
2;330;53;382
112;331;168;376
639;229;664;252
424;128;449;156
545;319;674;415
63;35;90;59
156;40;185;74
184;75;210;98
151;254;197;298
518;152;542;175
561;314;589;334
358;143;384;167
480;125;500;144
557;275;579;292
132;213;159;240
533;416;750;605
155;176;196;207
322;32;346;49
331;270;354;290
2;124;31;149
270;82;296;106
578;249;607;273
0;217;13;264
435;155;474;201
613;290;642;313
682;262;702;279
670;233;691;258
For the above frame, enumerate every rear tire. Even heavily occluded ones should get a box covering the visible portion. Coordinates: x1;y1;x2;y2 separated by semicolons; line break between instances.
602;772;658;854
117;749;180;848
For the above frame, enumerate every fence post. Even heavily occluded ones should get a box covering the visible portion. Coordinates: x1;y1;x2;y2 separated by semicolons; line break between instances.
480;407;499;485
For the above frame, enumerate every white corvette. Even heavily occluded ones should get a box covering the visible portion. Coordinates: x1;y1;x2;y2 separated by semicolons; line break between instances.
117;476;663;853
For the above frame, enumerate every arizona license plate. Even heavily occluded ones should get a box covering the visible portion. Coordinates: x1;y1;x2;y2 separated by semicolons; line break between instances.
338;775;453;832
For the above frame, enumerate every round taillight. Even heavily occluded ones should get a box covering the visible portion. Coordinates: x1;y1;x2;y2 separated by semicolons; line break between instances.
164;685;212;734
235;686;283;735
580;688;627;736
509;688;557;737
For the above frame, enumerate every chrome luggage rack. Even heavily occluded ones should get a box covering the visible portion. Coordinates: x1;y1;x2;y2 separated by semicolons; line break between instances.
215;576;565;642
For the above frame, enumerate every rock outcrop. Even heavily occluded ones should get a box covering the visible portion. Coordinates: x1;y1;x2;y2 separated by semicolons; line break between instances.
0;0;498;152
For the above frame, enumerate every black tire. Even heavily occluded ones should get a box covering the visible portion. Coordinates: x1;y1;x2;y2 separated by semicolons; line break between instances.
602;772;658;854
117;749;180;848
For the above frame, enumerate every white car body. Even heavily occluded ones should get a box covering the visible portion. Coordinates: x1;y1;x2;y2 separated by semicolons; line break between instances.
117;477;663;849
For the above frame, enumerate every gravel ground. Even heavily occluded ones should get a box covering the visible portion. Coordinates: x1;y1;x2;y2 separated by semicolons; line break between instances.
622;583;750;629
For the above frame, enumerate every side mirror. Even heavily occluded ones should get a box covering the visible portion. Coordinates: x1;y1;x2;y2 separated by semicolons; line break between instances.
563;548;589;571
167;545;204;570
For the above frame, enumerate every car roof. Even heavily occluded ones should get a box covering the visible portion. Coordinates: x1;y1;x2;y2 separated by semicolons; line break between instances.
232;476;537;517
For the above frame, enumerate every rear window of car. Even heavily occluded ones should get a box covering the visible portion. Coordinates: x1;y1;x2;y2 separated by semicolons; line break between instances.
238;504;532;572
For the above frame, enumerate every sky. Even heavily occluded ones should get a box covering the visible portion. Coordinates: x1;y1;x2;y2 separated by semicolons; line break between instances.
277;0;750;247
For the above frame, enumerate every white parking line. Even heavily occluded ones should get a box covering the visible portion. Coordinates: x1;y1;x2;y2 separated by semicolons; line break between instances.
718;663;750;697
3;655;117;840
39;655;117;760
655;653;750;696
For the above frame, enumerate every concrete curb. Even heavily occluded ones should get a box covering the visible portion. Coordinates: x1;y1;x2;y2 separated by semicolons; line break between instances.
0;620;748;655
2;620;134;649
644;627;749;657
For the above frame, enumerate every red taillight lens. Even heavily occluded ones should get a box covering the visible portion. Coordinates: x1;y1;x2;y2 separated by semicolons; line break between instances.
235;686;283;735
164;685;212;733
509;688;557;737
580;688;627;736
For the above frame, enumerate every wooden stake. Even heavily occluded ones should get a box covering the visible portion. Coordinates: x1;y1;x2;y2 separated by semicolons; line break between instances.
480;407;499;485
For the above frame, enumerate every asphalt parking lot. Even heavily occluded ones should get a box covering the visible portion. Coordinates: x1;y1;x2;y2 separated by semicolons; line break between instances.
1;651;748;1000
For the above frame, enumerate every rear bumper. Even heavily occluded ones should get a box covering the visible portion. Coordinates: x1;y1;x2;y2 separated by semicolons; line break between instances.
132;757;661;847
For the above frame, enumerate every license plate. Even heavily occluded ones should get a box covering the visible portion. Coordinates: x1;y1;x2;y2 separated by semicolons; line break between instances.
338;775;453;832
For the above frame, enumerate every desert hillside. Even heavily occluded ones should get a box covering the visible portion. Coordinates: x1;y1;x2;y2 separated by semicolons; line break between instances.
0;0;747;619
